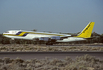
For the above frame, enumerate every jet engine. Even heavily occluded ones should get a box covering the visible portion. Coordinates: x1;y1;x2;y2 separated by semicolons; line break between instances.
33;36;61;42
33;37;50;41
39;37;50;41
51;36;61;40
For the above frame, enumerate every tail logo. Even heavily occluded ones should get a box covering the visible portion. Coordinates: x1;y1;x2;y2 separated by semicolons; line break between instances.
83;24;90;33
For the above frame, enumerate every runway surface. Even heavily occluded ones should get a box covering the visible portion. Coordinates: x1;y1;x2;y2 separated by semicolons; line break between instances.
48;44;103;47
0;52;103;60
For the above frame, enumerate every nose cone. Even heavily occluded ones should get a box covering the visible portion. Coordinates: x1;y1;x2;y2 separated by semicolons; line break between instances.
2;32;9;37
2;33;6;37
3;33;5;35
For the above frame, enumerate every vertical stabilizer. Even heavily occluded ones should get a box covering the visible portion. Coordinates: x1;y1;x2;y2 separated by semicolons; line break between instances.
76;22;95;38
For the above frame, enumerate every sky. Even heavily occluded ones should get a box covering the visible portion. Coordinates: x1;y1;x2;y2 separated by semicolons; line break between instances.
0;0;103;34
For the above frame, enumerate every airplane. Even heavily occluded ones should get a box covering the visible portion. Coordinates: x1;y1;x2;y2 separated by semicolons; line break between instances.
3;22;95;45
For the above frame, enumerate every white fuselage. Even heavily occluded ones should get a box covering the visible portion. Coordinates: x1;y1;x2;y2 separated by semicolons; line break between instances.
3;30;69;39
3;30;86;42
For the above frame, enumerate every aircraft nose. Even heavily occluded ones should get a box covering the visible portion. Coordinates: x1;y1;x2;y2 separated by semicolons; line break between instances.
2;33;5;36
2;32;7;35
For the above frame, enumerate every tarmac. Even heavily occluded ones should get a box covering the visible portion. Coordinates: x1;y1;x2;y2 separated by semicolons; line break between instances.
0;52;103;60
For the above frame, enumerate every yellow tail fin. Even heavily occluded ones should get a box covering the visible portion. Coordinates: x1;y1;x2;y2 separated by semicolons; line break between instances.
76;22;95;38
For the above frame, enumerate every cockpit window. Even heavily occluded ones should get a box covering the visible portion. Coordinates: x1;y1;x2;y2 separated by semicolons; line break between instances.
5;31;9;33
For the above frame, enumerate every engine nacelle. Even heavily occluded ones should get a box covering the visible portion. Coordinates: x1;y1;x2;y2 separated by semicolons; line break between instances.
39;37;50;41
33;36;61;42
51;36;61;40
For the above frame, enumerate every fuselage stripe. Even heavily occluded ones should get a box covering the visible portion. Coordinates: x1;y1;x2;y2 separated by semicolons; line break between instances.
3;31;65;37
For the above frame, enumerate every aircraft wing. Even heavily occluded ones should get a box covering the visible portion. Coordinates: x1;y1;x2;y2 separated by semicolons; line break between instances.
33;34;71;41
